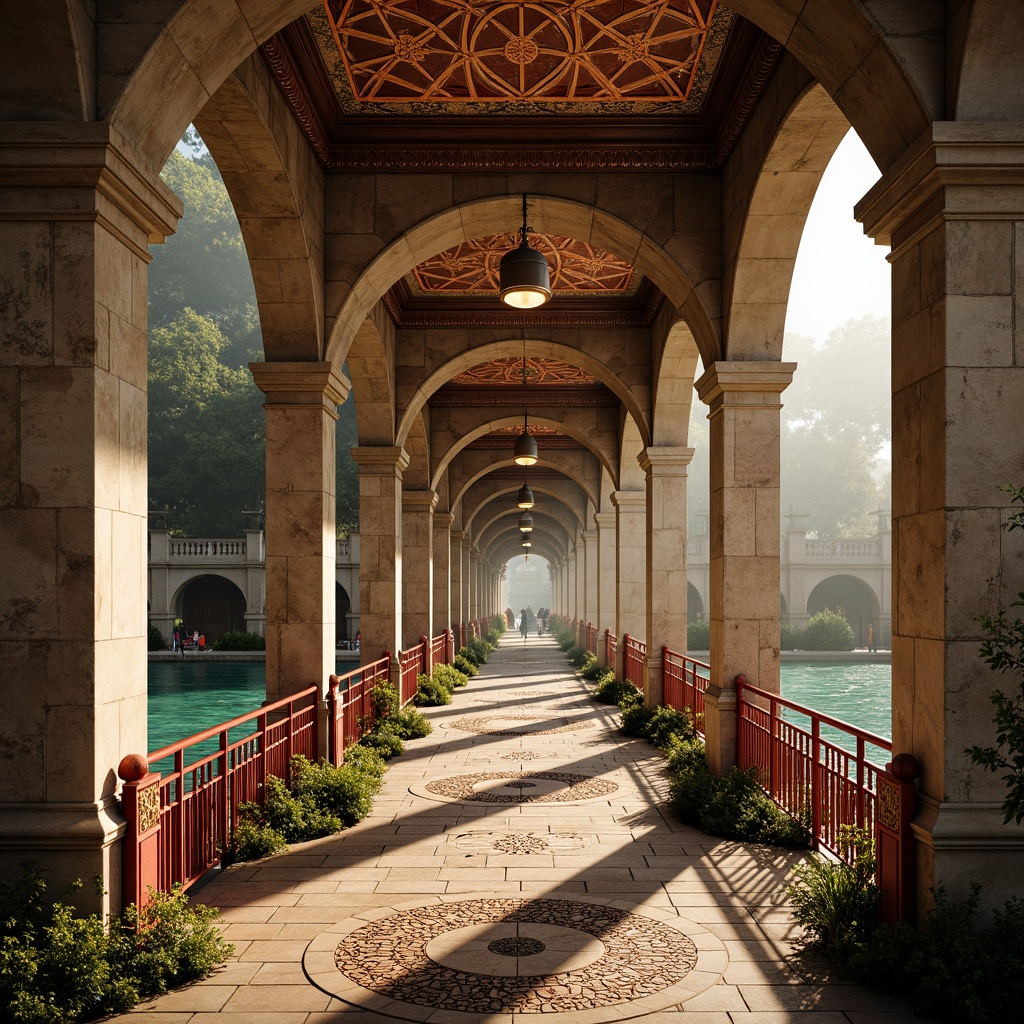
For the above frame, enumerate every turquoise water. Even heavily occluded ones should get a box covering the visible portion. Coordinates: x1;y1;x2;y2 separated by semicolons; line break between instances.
147;658;893;755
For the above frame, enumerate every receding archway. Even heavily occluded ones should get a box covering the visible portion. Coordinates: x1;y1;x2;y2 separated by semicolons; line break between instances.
177;574;247;642
336;582;351;645
687;582;704;624
806;574;880;646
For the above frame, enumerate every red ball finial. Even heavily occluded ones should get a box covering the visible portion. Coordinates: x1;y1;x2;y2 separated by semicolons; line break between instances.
118;753;149;782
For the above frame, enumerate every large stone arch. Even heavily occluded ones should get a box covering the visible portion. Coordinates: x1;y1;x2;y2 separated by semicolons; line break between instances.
404;412;431;491
724;83;850;360
651;305;701;447
194;55;324;361
807;573;881;645
174;573;248;642
466;487;585;535
328;194;719;367
431;413;619;494
450;457;600;517
347;302;396;445
619;414;647;491
398;338;651;451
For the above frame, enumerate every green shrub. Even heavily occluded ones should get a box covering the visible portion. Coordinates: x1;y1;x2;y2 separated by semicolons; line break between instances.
557;632;576;652
262;774;343;840
358;722;405;759
212;630;266;651
459;645;481;666
468;637;491;663
787;825;879;962
454;653;478;677
491;614;507;635
847;885;1024;1023
433;664;469;689
415;673;452;706
147;622;167;651
780;621;800;650
800;608;855;651
391;704;432;739
565;644;588;667
646;705;696;749
687;618;710;649
486;627;501;646
578;652;599;679
697;767;809;847
618;691;654;737
287;753;381;827
228;806;287;861
592;676;636;705
343;742;388;779
0;865;231;1023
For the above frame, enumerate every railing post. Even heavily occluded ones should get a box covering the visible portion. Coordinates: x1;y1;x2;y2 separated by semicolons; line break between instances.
876;753;919;926
118;755;161;911
810;716;821;851
420;635;431;675
327;676;340;764
600;628;611;669
446;629;455;665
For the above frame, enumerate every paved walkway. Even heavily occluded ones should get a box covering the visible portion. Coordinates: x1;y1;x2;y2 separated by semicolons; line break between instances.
118;634;923;1023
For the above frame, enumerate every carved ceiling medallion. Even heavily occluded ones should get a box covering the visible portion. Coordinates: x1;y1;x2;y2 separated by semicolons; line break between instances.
322;0;719;108
452;358;597;386
410;234;635;297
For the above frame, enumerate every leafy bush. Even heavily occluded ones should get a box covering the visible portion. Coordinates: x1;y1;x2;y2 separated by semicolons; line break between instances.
467;637;492;664
491;614;507;635
343;742;388;779
565;644;588;668
592;676;637;706
618;691;654;737
459;645;481;667
212;630;266;651
392;704;432;738
0;865;231;1023
228;807;288;862
358;722;405;759
780;621;800;650
787;825;879;961
800;608;855;651
415;673;452;706
486;627;501;646
433;664;469;689
687;618;710;649
646;705;696;750
847;885;1024;1023
454;654;478;677
286;753;382;828
262;774;343;840
147;622;167;651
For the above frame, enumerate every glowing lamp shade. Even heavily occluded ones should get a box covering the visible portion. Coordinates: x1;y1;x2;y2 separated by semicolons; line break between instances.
518;512;534;533
513;428;539;466
516;484;535;509
521;537;532;549
499;241;551;309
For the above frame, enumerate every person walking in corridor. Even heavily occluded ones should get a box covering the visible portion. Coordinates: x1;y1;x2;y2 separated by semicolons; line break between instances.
520;609;528;639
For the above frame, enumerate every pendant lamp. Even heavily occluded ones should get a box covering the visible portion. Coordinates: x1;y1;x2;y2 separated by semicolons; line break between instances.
512;342;539;466
518;512;534;533
499;194;551;309
517;482;535;509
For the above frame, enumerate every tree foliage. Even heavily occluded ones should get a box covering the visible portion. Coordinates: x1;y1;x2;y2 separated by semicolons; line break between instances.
149;133;360;536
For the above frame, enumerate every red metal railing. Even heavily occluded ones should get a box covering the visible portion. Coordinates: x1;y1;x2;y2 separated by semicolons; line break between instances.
145;686;319;893
431;631;448;666
624;633;646;691
603;628;616;668
736;677;892;860
586;622;598;655
662;646;709;737
399;643;426;705
327;653;392;764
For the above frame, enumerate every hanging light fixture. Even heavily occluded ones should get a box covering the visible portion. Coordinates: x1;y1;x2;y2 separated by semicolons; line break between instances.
499;194;551;309
516;482;535;509
512;340;539;466
518;511;534;533
521;537;532;549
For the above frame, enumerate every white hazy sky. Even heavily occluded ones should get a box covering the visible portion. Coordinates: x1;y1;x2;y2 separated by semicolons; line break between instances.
784;129;891;341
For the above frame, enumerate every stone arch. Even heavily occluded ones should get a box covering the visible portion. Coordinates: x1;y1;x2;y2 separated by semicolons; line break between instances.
399;339;650;453
404;411;431;491
726;0;936;170
347;303;396;445
950;0;1024;120
506;554;554;610
687;581;704;624
175;573;247;642
466;487;584;534
194;58;323;361
806;574;881;645
451;460;598;516
336;582;351;644
725;83;850;361
431;414;618;495
328;195;718;369
619;414;646;491
652;309;701;447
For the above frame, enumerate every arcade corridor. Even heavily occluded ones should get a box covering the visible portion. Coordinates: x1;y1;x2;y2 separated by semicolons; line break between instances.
116;636;920;1023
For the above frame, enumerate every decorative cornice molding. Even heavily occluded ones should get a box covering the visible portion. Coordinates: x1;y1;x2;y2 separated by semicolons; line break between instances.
386;307;657;328
713;35;784;165
261;36;331;166
432;385;618;408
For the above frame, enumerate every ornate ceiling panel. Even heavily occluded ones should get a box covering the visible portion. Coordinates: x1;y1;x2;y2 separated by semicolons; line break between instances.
451;358;597;386
322;0;719;108
409;234;635;298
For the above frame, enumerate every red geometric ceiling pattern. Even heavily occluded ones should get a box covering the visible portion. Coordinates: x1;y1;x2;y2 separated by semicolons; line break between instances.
451;357;596;386
411;234;634;297
324;0;718;104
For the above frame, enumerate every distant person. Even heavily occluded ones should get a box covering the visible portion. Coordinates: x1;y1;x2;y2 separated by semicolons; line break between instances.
172;627;180;652
198;633;206;651
192;630;199;650
520;608;528;638
867;623;876;652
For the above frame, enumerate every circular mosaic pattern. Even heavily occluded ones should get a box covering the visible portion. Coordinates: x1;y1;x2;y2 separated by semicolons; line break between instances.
420;771;618;804
499;750;542;760
325;898;699;1015
489;936;545;957
454;831;588;854
507;781;537;789
447;713;592;736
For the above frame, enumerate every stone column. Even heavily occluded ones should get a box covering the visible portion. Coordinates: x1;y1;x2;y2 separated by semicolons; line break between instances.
566;549;578;621
641;447;694;707
595;511;617;639
0;126;180;913
856;125;1024;908
461;536;473;629
695;363;794;776
450;528;464;628
582;530;599;628
469;544;480;621
434;511;454;634
351;447;409;666
402;490;436;648
575;540;587;622
251;363;348;703
612;490;647;678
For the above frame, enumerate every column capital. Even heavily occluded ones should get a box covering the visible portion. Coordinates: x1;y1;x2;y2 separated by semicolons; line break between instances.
461;535;473;549
593;510;616;528
402;489;439;512
695;362;795;407
611;489;645;510
434;511;455;528
351;446;410;476
638;446;695;474
581;529;598;543
250;361;351;411
856;122;1024;246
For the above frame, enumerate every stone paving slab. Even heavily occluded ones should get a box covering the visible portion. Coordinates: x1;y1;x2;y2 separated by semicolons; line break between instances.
111;634;931;1024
